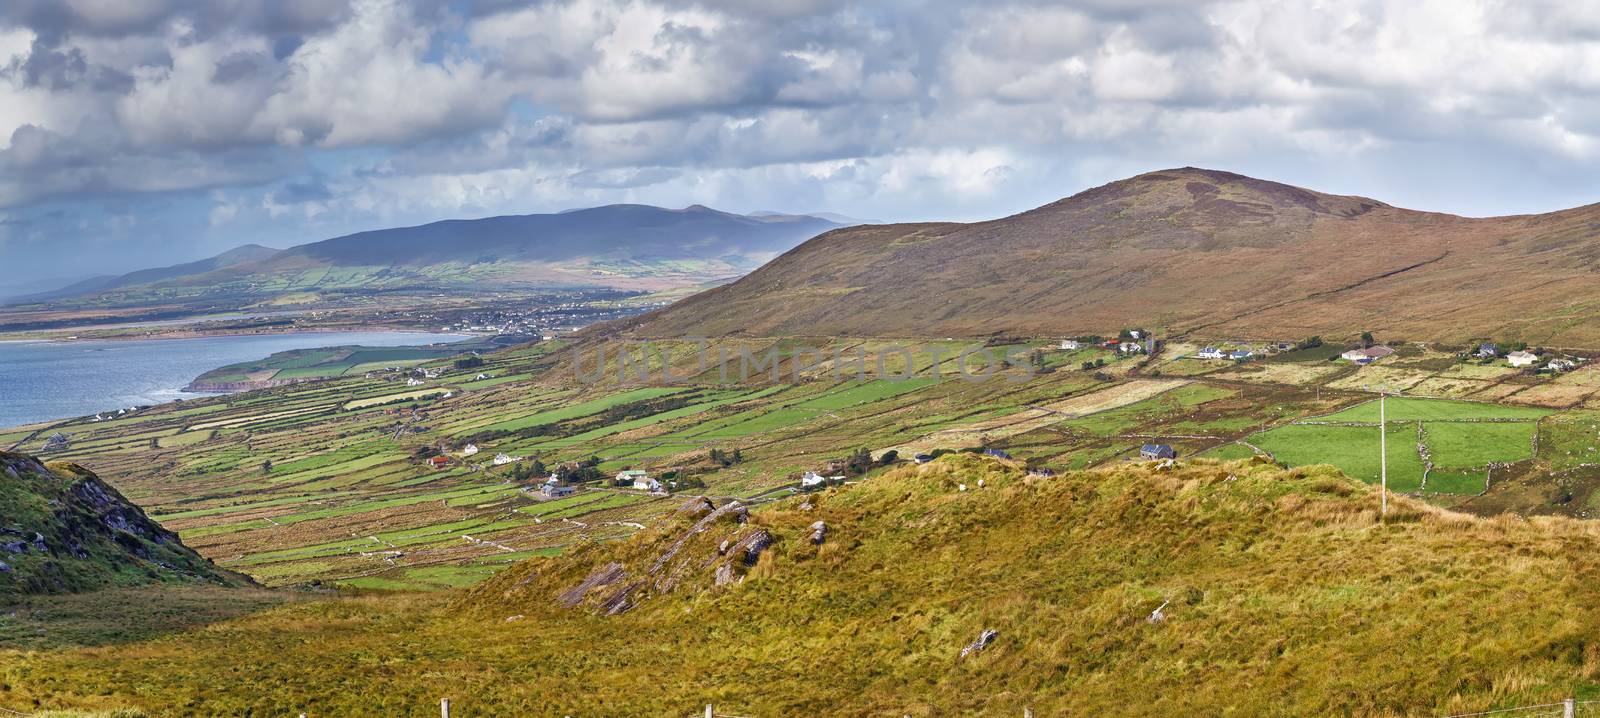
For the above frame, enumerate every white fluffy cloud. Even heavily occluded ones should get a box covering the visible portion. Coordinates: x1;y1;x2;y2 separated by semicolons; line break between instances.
6;0;1600;277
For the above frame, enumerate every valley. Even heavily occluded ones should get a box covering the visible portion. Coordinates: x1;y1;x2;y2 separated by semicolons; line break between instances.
9;333;1600;597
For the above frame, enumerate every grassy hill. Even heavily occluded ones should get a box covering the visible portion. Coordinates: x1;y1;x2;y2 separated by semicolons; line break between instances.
10;456;1600;715
623;167;1600;347
0;452;245;599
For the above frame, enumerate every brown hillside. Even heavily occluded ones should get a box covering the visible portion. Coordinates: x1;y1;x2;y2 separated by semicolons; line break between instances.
621;168;1600;346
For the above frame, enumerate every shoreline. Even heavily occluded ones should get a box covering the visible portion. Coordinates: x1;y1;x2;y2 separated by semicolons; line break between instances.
0;325;490;345
0;329;479;431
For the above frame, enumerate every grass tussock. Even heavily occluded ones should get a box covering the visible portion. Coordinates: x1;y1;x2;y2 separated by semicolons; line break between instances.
9;455;1600;715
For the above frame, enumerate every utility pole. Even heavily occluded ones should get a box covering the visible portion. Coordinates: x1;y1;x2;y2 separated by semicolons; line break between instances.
1379;391;1388;518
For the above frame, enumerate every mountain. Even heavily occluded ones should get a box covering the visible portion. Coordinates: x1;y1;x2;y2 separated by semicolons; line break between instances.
622;167;1600;347
22;205;842;305
14;244;281;303
0;452;245;598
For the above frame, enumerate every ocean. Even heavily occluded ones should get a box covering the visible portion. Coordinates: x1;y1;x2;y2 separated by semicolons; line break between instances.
0;331;469;429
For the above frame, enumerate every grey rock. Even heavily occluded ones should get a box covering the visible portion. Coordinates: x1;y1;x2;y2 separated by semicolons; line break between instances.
808;520;827;545
960;629;999;659
557;561;628;608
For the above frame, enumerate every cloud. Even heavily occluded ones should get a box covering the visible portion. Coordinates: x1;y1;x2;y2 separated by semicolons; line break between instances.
5;0;1600;276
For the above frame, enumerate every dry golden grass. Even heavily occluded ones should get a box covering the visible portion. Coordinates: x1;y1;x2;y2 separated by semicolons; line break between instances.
12;456;1600;716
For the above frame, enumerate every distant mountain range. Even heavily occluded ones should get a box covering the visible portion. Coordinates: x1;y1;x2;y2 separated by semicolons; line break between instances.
14;205;844;305
623;167;1600;347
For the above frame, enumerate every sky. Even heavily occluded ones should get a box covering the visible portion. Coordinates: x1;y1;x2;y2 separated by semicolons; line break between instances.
3;0;1600;291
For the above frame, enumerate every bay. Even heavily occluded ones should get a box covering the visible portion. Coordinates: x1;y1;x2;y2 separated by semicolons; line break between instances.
0;331;469;429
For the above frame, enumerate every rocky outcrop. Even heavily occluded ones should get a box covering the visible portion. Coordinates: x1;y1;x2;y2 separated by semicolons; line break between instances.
541;497;777;614
0;451;246;598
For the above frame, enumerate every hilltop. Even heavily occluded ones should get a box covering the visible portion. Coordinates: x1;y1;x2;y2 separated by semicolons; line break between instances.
622;168;1600;346
10;456;1600;715
12;205;841;308
0;452;245;599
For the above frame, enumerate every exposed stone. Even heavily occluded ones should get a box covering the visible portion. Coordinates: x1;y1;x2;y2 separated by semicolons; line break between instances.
808;521;828;545
599;580;645;615
729;529;773;567
557;561;628;608
960;629;999;659
714;563;736;586
0;561;10;572
675;496;716;519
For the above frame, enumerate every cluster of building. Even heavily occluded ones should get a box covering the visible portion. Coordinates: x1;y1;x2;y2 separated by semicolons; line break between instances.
1196;347;1256;361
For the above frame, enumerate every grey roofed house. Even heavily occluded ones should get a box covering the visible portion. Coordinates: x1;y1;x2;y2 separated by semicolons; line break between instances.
983;448;1013;460
1229;349;1254;360
1477;343;1500;357
1140;444;1177;460
913;453;934;464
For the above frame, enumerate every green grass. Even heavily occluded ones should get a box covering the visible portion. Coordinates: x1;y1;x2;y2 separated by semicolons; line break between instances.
1316;397;1551;423
1252;423;1426;491
1424;422;1538;469
478;387;687;433
1424;468;1488;495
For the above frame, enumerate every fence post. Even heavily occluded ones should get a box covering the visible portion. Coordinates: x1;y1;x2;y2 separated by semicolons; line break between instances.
704;704;714;718
1565;697;1575;718
441;698;451;718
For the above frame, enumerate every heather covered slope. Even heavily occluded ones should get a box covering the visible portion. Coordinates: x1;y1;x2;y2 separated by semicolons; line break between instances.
16;456;1600;715
624;167;1600;346
0;452;244;599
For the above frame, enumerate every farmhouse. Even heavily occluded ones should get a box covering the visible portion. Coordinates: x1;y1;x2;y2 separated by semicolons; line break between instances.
1476;343;1501;358
1196;347;1227;360
406;377;425;387
1140;444;1177;460
1118;342;1143;354
1507;350;1540;368
1059;340;1081;350
492;453;520;466
617;469;659;491
1229;349;1254;360
461;443;480;456
1548;358;1578;372
983;448;1013;460
1341;345;1395;364
913;453;934;464
427;456;450;470
539;479;575;498
800;471;844;490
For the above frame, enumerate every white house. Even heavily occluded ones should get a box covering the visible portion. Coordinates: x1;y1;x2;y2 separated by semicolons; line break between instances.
1507;350;1540;368
1229;349;1254;360
474;373;492;381
406;377;425;387
1118;342;1143;354
492;453;520;466
617;469;659;491
800;471;846;490
1059;340;1081;351
1196;347;1227;360
1548;358;1578;372
461;443;480;456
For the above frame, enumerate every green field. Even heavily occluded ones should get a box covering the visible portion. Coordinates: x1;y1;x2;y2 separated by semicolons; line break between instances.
1253;423;1427;491
1315;397;1551;423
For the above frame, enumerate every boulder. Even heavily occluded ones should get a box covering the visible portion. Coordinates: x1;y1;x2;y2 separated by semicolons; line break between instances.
809;521;828;545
